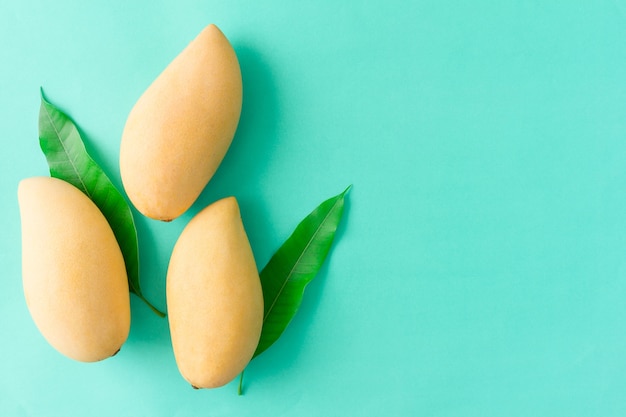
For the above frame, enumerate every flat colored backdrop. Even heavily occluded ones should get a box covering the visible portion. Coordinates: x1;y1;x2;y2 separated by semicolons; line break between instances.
1;1;625;415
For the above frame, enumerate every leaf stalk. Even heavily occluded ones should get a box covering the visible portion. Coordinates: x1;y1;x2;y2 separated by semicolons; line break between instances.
135;293;166;318
238;370;245;396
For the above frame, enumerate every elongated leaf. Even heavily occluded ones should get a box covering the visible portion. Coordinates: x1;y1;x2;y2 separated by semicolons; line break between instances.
38;89;164;317
253;185;351;358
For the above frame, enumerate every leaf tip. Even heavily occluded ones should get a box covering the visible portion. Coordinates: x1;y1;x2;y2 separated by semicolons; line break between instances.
39;87;54;110
342;184;353;196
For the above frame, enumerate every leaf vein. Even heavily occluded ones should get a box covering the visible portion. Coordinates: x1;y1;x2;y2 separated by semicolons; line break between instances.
262;196;342;323
42;104;91;199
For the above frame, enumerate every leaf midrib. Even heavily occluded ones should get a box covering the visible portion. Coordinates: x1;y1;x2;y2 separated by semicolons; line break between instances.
42;104;91;199
262;196;341;323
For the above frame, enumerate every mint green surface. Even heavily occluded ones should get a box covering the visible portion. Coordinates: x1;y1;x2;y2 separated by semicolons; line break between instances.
2;1;626;415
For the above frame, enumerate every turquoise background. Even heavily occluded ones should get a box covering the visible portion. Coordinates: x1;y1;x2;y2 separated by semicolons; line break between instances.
1;1;626;415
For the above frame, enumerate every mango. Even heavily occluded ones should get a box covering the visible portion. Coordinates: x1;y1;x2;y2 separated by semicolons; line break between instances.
167;197;263;388
120;24;243;221
18;177;131;362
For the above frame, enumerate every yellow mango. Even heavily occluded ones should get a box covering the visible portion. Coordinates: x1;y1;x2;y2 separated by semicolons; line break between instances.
167;197;263;388
18;177;130;362
120;24;243;221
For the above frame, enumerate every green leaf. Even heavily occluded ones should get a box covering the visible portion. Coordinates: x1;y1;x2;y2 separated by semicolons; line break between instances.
38;89;165;318
253;185;351;359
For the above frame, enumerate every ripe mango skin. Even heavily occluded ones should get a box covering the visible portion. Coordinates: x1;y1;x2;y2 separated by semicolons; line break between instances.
120;24;243;221
167;197;263;388
18;177;130;362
